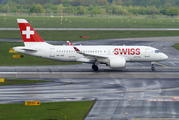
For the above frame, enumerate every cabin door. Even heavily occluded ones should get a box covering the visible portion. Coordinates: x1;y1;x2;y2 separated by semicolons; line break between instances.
50;48;55;57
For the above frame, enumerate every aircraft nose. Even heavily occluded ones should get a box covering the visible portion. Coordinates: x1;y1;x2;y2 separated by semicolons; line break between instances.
162;54;168;60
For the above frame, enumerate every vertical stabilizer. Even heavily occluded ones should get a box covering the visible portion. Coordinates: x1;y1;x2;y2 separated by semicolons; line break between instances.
17;19;49;47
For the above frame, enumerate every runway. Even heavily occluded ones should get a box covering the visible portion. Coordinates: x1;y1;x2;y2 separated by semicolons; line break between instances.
0;37;179;120
0;63;179;79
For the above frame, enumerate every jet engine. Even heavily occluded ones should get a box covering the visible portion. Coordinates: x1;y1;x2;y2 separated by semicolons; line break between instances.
107;57;126;68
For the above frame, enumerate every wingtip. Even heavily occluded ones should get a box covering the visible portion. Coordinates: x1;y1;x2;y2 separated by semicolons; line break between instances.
17;19;28;23
74;47;80;51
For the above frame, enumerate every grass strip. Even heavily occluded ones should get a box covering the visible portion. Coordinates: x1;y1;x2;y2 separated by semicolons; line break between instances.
0;79;51;86
172;43;179;50
1;15;179;28
0;101;94;120
0;30;179;41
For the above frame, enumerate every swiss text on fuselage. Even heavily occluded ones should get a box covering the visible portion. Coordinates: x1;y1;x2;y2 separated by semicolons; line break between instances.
114;48;140;55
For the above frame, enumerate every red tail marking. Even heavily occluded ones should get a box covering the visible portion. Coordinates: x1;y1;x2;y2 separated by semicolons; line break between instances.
18;19;44;42
67;41;73;46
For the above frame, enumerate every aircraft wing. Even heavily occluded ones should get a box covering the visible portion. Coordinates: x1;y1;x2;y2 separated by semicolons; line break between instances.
73;46;130;62
74;47;109;59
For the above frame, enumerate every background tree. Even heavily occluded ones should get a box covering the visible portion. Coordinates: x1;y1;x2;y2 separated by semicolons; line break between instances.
115;0;123;5
152;5;156;14
57;4;63;13
148;0;161;8
88;5;94;11
96;0;109;6
116;6;128;15
2;4;11;12
91;9;100;14
1;0;179;16
77;6;86;14
165;7;179;16
164;3;172;10
99;9;106;14
29;4;46;13
123;0;133;6
46;8;52;13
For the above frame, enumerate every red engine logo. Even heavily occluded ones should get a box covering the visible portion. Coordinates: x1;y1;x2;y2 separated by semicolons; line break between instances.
114;48;140;55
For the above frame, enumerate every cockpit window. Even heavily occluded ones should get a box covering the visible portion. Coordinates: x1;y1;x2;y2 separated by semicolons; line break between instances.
155;50;162;53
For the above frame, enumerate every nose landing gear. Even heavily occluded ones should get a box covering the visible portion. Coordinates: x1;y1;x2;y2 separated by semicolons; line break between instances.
151;62;155;71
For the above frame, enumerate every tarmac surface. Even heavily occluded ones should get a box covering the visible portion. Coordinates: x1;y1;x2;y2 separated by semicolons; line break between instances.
0;36;179;120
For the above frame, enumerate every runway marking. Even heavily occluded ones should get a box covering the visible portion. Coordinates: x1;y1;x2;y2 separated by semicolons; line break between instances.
155;62;168;67
153;96;179;98
1;86;179;97
147;99;179;101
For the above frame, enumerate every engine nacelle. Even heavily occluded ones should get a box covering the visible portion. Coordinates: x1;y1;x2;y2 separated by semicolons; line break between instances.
108;57;126;68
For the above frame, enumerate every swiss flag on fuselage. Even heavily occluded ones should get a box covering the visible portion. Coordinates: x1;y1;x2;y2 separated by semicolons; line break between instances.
17;19;44;42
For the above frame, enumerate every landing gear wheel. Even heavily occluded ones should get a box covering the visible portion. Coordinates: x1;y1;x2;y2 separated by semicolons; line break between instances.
92;64;98;71
151;66;155;71
151;62;156;71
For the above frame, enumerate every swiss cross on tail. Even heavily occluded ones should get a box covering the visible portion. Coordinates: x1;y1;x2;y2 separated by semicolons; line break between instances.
22;26;34;39
17;19;44;42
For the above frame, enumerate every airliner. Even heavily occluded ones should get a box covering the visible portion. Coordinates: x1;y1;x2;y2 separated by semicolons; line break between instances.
13;19;168;71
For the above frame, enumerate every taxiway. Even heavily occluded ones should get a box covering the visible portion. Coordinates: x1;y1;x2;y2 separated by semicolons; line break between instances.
0;36;179;120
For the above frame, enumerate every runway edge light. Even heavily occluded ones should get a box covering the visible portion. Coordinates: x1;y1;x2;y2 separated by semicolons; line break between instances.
0;78;4;82
25;101;41;106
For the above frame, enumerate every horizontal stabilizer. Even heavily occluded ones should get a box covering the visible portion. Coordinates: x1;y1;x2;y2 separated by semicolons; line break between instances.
22;48;38;51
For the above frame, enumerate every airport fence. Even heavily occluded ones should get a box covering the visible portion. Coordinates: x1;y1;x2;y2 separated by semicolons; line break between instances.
0;12;178;19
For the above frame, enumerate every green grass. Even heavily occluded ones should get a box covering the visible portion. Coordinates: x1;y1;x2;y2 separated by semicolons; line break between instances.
1;15;179;28
0;42;79;66
0;79;51;86
172;43;179;50
1;30;179;41
0;101;94;120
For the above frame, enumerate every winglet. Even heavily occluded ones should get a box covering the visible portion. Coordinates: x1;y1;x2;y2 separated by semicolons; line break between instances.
74;47;80;52
74;46;83;55
67;41;73;46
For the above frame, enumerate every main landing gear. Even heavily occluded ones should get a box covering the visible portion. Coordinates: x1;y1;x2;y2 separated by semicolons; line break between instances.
151;62;155;71
92;64;98;71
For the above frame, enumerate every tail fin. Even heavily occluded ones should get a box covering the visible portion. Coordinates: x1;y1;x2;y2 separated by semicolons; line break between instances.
67;41;73;46
17;19;47;47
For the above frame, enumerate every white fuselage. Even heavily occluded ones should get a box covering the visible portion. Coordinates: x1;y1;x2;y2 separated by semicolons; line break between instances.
14;42;168;65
